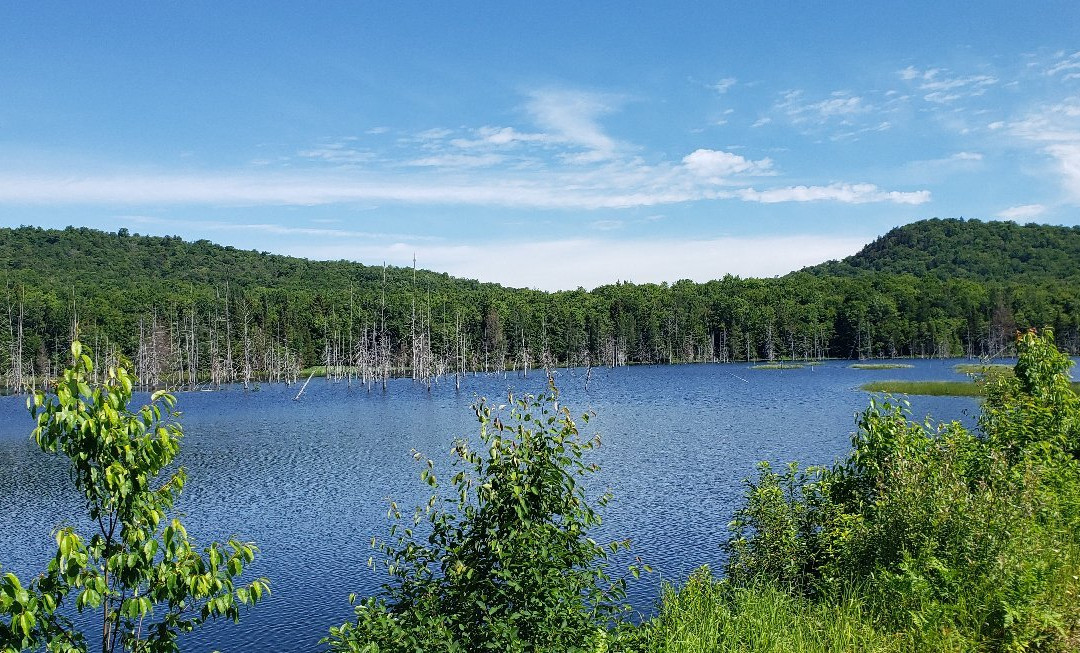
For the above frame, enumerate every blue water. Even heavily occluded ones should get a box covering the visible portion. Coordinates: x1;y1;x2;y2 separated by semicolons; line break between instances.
0;360;984;652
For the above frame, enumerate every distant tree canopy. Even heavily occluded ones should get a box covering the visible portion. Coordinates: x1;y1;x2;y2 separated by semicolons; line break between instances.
807;217;1080;282
1;219;1079;390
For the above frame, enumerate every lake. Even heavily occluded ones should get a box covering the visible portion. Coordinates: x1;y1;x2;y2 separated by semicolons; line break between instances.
0;360;985;652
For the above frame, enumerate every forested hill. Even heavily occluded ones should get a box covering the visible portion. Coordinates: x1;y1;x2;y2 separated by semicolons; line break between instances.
1;221;1079;391
805;218;1080;282
0;225;498;294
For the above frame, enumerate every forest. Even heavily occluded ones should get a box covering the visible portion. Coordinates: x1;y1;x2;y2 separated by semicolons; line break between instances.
2;217;1079;391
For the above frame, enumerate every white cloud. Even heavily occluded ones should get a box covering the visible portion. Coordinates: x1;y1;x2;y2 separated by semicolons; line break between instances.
0;170;928;210
779;90;870;125
407;153;506;168
895;151;984;183
1010;100;1080;142
298;142;374;164
711;77;737;93
282;235;870;291
682;149;773;181
997;204;1047;220
450;126;550;149
525;88;619;159
414;128;454;141
734;183;930;205
1047;51;1080;81
1046;143;1080;201
589;219;624;231
898;66;998;103
815;95;866;117
1008;100;1080;201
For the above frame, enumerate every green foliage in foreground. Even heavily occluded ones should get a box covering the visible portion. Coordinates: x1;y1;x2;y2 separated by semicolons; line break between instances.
718;329;1080;651
631;569;903;653
327;380;643;652
0;342;267;653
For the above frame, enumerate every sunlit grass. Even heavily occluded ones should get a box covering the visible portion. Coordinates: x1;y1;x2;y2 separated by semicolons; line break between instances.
861;380;986;396
634;568;905;653
862;379;1080;396
850;363;915;370
750;363;805;370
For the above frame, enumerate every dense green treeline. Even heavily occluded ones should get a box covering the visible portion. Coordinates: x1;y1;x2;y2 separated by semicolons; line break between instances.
3;220;1080;390
808;217;1080;282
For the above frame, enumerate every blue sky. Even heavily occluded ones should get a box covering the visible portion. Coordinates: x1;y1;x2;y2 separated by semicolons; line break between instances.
2;2;1079;290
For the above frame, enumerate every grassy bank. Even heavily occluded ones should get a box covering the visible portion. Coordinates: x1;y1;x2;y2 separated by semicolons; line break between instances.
629;570;904;653
860;380;987;396
850;362;915;370
750;363;805;370
861;379;1080;396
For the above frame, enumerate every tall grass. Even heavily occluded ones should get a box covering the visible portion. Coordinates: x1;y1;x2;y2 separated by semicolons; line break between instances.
850;363;915;370
630;568;904;653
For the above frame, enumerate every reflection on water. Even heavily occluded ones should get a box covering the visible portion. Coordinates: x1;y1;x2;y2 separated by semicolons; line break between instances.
0;360;980;652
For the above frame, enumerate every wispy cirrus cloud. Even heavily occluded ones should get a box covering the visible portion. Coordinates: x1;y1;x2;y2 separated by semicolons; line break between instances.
0;167;929;210
406;153;507;168
898;65;997;104
1047;51;1080;81
1008;99;1080;202
524;87;621;161
778;90;870;124
895;151;984;183
298;141;375;165
449;126;551;149
764;89;896;140
733;183;929;205
997;204;1047;220
711;77;737;94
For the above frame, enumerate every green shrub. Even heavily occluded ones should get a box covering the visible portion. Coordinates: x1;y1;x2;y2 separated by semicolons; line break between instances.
723;329;1080;650
327;379;641;653
0;342;267;653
